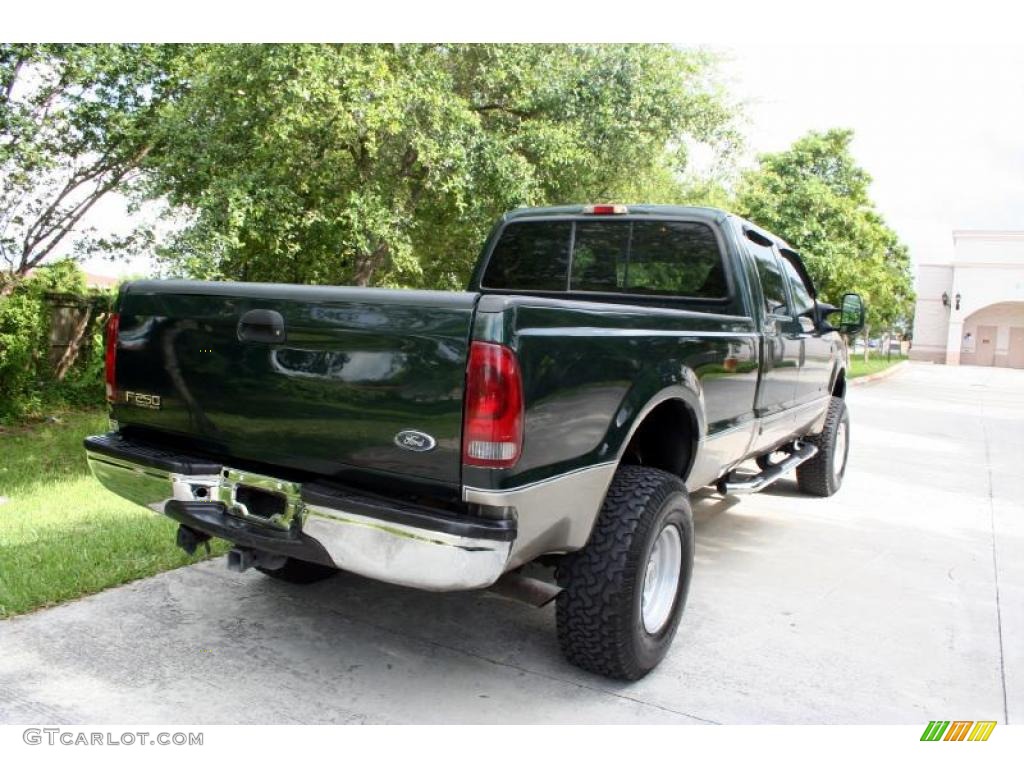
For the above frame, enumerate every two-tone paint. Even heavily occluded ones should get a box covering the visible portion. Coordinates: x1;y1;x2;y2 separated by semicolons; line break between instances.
92;205;846;587
462;206;843;566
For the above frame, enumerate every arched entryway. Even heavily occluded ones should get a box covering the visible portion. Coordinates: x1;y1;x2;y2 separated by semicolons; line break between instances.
958;302;1024;368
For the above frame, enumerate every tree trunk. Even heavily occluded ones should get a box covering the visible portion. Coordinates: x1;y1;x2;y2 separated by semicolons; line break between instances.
353;242;390;287
862;325;871;363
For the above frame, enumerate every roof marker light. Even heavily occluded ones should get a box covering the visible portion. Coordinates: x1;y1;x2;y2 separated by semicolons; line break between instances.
584;204;628;215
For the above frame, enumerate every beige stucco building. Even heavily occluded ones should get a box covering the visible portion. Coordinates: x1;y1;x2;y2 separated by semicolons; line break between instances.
910;230;1024;368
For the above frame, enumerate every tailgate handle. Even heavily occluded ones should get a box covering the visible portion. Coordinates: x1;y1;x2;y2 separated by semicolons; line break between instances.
237;309;286;344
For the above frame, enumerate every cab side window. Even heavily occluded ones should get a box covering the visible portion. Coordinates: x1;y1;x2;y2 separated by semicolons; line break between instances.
778;253;816;318
747;239;789;315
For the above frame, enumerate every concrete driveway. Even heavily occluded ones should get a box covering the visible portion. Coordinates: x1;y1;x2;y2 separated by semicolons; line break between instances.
1;362;1020;724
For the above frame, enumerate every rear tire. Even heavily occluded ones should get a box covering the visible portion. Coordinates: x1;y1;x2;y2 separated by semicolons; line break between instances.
256;558;339;584
556;465;694;680
796;396;850;497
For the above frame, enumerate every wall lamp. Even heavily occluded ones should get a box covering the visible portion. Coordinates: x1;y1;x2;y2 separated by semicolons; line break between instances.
942;292;949;308
955;292;962;310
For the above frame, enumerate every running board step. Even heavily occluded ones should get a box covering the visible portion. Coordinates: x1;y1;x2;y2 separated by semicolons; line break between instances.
716;441;819;495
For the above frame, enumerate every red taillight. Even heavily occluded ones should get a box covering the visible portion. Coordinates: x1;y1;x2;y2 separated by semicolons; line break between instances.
463;341;524;468
584;204;628;215
104;312;119;401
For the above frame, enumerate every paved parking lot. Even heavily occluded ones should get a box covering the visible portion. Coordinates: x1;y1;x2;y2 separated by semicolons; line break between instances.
1;362;1020;724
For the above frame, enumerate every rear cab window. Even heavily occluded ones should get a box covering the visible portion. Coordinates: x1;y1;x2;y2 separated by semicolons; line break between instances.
481;217;735;311
481;221;572;292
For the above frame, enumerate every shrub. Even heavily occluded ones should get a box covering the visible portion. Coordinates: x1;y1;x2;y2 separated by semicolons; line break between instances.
0;261;114;422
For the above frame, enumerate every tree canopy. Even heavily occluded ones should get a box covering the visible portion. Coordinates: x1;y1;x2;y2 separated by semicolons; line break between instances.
0;44;184;293
735;129;914;331
146;44;739;288
1;45;915;337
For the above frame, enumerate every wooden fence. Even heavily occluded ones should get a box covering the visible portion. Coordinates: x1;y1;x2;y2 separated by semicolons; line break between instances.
44;292;108;380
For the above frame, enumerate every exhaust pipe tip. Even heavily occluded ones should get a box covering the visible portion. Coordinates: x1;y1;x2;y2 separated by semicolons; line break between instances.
488;572;562;607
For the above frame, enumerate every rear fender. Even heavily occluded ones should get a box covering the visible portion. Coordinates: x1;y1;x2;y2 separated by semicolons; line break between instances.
608;382;706;467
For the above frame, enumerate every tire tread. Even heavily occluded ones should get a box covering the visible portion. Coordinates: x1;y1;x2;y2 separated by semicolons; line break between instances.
796;395;848;497
556;464;690;680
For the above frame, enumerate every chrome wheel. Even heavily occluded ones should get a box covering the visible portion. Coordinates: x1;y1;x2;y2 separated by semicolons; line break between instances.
641;523;683;634
833;421;848;482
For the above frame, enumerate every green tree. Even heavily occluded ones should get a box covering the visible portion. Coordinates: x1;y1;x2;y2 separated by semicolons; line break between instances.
148;44;739;288
0;44;186;294
736;129;914;339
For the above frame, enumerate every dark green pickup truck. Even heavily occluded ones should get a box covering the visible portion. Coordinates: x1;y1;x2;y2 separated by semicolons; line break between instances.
85;204;865;679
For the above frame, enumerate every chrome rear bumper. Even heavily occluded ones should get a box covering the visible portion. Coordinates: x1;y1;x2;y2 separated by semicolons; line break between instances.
85;435;513;591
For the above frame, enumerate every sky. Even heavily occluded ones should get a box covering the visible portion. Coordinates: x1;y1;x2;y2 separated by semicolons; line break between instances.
79;42;1024;280
722;43;1024;266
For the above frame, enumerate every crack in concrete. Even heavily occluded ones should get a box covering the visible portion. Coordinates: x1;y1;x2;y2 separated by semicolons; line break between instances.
980;396;1010;725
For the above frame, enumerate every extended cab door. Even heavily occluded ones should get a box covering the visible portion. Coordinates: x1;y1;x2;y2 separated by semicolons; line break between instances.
743;231;802;422
777;248;834;407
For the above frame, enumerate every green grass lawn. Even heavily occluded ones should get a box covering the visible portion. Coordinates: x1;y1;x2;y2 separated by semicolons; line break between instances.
849;353;907;379
0;410;225;618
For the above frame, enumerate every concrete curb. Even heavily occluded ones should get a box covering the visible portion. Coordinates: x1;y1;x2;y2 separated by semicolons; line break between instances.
850;359;909;387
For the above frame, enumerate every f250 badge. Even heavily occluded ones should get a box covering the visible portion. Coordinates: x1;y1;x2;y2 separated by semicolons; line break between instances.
124;391;162;410
394;430;436;452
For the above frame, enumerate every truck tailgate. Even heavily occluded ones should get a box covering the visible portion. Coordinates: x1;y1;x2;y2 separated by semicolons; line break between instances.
112;281;478;490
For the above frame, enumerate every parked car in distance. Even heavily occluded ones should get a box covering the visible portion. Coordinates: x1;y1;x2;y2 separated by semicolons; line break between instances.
85;205;865;679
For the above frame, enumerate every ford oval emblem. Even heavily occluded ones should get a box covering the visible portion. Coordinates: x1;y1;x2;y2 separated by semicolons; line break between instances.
394;430;437;452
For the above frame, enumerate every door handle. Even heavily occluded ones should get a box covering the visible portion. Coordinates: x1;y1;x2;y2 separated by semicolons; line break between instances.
237;309;286;344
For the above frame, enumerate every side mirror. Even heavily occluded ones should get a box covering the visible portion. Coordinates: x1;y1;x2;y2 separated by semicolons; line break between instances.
838;293;866;335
